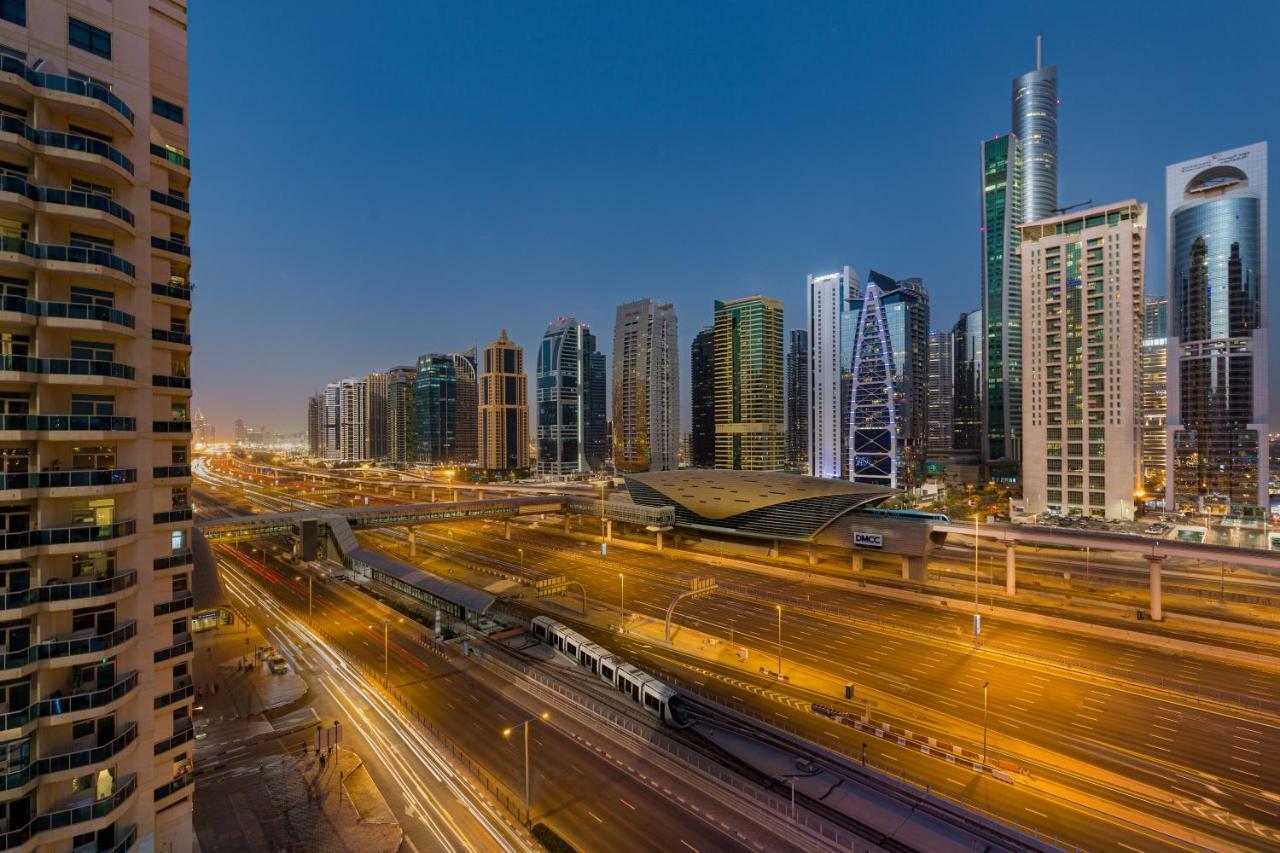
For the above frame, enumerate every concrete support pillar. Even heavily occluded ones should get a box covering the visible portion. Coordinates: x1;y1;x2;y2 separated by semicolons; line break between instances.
1145;554;1164;621
430;488;436;503
769;540;778;558
563;514;570;532
850;552;863;572
605;519;613;541
807;544;816;566
656;531;664;551
504;520;511;540
1004;541;1017;596
901;555;926;582
408;528;416;558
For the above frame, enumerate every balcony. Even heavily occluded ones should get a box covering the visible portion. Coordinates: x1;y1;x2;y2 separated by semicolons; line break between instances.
150;237;190;259
97;824;137;853
0;520;137;554
0;620;137;671
153;720;193;755
0;468;137;494
152;422;192;435
154;552;193;571
153;632;193;663
153;675;193;710
149;190;190;215
153;508;193;526
0;773;138;850
42;301;136;331
153;771;192;803
0;414;135;435
149;143;189;171
153;466;191;482
0;174;134;230
0;570;137;612
0;236;135;279
0;114;134;176
0;671;137;730
151;281;191;302
43;358;136;382
0;55;135;127
151;328;191;346
30;721;139;782
153;592;193;617
152;374;191;390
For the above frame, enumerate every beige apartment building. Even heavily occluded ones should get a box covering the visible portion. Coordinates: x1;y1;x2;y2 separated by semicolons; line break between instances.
1021;201;1145;520
479;330;528;472
0;1;196;850
713;295;785;471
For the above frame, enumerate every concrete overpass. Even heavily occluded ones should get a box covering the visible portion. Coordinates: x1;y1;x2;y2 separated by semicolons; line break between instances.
939;521;1280;620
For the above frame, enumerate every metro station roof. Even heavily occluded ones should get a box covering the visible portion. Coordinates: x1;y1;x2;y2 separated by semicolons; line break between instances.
623;469;895;541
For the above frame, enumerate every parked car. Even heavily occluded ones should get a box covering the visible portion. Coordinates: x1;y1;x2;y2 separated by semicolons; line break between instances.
267;654;289;675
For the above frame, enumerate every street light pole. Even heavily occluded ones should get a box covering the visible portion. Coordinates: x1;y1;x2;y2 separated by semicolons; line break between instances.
308;576;313;622
618;573;626;634
982;681;989;764
383;620;389;678
504;712;549;825
973;513;980;640
776;605;783;678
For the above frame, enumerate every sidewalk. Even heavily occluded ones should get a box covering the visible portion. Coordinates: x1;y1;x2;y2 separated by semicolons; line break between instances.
194;620;308;749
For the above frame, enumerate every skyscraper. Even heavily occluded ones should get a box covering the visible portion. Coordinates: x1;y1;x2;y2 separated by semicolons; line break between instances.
689;327;716;468
806;266;859;478
307;394;325;456
786;329;809;473
536;318;606;476
980;133;1023;475
338;377;368;462
479;330;530;472
848;273;930;487
387;365;417;465
415;354;457;463
323;382;341;460
612;299;679;471
1141;301;1169;495
452;348;479;464
951;310;984;455
362;371;389;461
1166;142;1269;516
1021;200;1145;520
927;330;955;452
1012;34;1059;224
714;295;785;471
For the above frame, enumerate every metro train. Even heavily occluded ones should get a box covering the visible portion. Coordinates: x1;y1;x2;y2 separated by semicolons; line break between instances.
530;615;681;724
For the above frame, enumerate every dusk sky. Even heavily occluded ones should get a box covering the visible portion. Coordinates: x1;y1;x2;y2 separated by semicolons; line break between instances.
190;0;1280;437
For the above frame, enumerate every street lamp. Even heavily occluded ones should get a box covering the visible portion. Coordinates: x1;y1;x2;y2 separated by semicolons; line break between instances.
503;711;550;825
973;512;981;641
599;479;608;557
982;681;990;764
518;547;524;567
775;605;783;679
618;572;626;634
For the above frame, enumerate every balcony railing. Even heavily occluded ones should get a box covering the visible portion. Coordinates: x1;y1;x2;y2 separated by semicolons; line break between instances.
0;414;135;432
0;236;135;277
36;721;138;778
0;54;135;124
152;374;191;389
151;328;191;345
153;677;193;710
0;174;134;226
0;671;137;731
150;236;190;257
153;465;191;479
0;773;137;849
102;824;137;853
154;552;192;571
0;293;37;316
151;281;191;302
152;421;192;434
153;722;193;755
153;772;191;802
153;508;193;525
149;143;189;169
42;301;136;329
0;520;137;552
0;355;135;379
153;592;193;616
153;634;193;663
0;620;137;670
149;190;189;213
0;468;137;491
0;114;134;174
0;569;137;611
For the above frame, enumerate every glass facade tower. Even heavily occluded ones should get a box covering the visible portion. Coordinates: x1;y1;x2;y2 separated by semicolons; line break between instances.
689;327;716;468
980;134;1023;473
786;329;809;472
536;318;606;476
714;295;785;471
414;355;457;463
1012;35;1059;223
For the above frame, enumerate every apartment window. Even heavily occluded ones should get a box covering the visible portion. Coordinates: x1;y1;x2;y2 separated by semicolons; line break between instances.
152;97;184;124
70;340;114;362
69;232;113;251
68;18;111;59
0;1;24;27
70;394;114;416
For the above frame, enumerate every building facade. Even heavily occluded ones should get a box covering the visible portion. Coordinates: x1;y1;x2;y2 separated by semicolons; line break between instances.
689;327;715;468
611;299;678;472
362;371;388;461
306;394;324;456
536;318;606;476
414;354;457;464
479;330;529;472
806;267;858;479
980;133;1023;474
952;310;983;454
1012;35;1059;224
323;383;341;460
1166;142;1269;517
451;348;478;465
927;330;955;452
713;295;785;471
847;273;930;487
337;377;367;463
785;329;809;473
386;365;416;465
1141;300;1168;495
0;2;198;847
1021;200;1145;520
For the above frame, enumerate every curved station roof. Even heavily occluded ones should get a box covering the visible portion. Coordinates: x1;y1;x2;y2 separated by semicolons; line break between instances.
623;470;895;541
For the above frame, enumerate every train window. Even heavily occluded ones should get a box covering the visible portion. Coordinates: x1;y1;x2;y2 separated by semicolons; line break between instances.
566;642;577;657
601;665;614;680
644;694;660;711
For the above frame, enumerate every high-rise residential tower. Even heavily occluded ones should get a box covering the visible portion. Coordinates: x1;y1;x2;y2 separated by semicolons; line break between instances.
307;393;325;456
1166;142;1269;516
362;371;389;461
806;266;858;478
415;354;457;463
323;383;341;459
387;365;417;465
786;329;809;473
338;377;368;462
952;310;984;455
927;330;955;452
479;330;529;472
1021;200;1145;520
980;133;1023;475
1013;34;1059;224
689;327;716;468
1141;301;1168;495
611;299;678;471
536;318;606;476
451;348;478;464
847;273;930;487
714;295;785;471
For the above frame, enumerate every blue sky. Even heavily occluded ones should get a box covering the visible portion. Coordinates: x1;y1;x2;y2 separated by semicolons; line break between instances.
190;0;1280;436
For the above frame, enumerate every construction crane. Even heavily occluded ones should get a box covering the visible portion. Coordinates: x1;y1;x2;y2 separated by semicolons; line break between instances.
1052;199;1093;216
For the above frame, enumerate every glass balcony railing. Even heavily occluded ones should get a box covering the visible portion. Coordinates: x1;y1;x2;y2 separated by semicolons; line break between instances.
0;54;135;124
153;465;190;479
0;570;137;610
153;634;192;664
0;293;38;316
153;772;191;802
149;190;189;213
149;143;189;169
152;421;192;435
0;773;137;849
42;301;136;329
153;592;193;616
0;620;137;670
0;520;137;552
153;677;192;710
0;174;135;225
154;552;192;571
150;236;190;257
0;116;135;175
0;468;137;491
153;722;193;755
0;355;136;379
0;671;137;733
152;374;191;389
0;414;135;432
0;236;135;276
151;281;191;301
151;328;191;345
33;721;138;779
103;824;137;853
153;507;192;525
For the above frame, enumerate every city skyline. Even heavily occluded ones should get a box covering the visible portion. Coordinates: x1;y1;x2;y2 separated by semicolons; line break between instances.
190;2;1280;437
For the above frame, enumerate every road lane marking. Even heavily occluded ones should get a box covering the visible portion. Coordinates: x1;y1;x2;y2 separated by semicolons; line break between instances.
587;811;603;823
680;842;699;852
619;798;635;810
